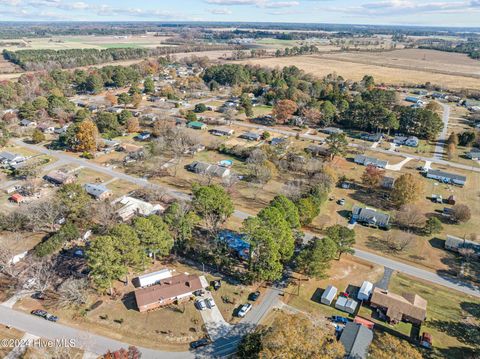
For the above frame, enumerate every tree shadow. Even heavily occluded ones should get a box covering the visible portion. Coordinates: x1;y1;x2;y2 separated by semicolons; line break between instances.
428;237;446;250
435;346;480;359
349;188;393;211
427;319;480;347
310;288;324;304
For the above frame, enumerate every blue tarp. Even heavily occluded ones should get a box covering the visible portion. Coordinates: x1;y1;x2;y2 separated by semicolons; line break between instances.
218;230;250;260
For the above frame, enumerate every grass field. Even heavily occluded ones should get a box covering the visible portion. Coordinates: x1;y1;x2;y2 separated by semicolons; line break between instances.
237;49;480;91
0;35;173;52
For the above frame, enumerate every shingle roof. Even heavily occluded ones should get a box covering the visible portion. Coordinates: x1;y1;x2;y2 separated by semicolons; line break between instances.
370;287;427;323
134;273;203;308
340;322;373;359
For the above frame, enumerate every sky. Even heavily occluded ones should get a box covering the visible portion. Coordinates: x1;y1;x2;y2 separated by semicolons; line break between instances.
1;0;480;27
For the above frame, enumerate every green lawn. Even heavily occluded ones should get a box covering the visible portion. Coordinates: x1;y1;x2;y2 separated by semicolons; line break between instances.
388;273;480;357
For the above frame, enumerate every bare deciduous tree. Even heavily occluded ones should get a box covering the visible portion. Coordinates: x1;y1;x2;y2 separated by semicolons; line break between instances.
26;200;66;232
395;204;426;231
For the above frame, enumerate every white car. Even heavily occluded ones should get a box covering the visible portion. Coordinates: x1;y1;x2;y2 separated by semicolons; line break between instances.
237;303;252;318
205;297;216;308
195;299;207;311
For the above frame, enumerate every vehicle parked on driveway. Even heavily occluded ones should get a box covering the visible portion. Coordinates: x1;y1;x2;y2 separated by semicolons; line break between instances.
211;280;221;290
205;297;216;308
195;299;207;310
237;303;252;317
249;291;261;301
338;198;346;206
190;338;210;349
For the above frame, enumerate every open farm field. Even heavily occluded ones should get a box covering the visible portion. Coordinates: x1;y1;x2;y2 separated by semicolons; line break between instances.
0;34;173;52
237;49;480;91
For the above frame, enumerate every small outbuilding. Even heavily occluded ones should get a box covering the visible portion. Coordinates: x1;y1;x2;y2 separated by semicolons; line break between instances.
320;285;338;305
134;268;174;288
9;193;25;203
357;281;373;301
335;296;358;314
340;322;373;359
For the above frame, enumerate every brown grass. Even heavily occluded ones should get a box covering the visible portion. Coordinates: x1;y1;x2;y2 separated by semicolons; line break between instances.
237;50;480;91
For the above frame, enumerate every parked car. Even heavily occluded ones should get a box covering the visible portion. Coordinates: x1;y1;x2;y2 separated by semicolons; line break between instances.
211;280;221;290
249;291;261;302
31;309;47;318
237;303;252;317
195;299;207;310
339;292;350;298
420;332;432;349
193;290;204;296
31;291;45;300
190;338;210;349
45;314;58;322
338;198;346;206
349;217;357;225
205;297;216;308
331;316;349;324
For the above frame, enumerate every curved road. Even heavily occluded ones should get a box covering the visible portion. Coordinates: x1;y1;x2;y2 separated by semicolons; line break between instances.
13;139;480;298
5;137;479;357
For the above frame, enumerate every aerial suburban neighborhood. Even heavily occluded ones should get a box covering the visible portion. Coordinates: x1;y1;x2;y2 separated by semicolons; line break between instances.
0;6;479;359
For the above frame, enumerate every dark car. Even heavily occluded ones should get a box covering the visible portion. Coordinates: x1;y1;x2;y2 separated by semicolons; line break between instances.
249;291;261;302
31;309;48;318
211;280;221;291
45;314;59;322
31;291;45;300
190;338;210;350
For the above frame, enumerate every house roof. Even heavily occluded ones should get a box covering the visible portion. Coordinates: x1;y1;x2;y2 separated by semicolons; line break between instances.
354;155;388;168
340;322;373;359
427;169;466;183
134;273;204;308
352;206;390;225
188;161;230;177
10;193;24;202
0;152;23;161
370;287;427;323
84;183;110;198
445;235;480;253
44;170;75;184
240;132;261;140
115;196;164;221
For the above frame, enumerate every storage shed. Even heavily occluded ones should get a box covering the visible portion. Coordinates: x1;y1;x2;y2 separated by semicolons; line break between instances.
335;296;358;314
135;268;174;288
321;285;338;305
357;281;373;301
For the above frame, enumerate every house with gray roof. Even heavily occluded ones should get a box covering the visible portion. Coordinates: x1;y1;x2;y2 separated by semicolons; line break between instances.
340;322;374;359
352;205;390;229
445;235;480;257
426;169;466;186
187;161;231;178
354;155;388;169
0;152;26;167
84;183;112;200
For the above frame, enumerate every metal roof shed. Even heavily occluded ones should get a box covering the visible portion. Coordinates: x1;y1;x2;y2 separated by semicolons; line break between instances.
321;285;338;305
357;281;373;301
335;296;358;314
136;268;174;288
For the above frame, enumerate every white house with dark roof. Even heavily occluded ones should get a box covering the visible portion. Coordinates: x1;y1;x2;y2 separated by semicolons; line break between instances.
84;183;112;200
354;155;388;169
426;169;467;186
0;152;26;166
352;205;390;229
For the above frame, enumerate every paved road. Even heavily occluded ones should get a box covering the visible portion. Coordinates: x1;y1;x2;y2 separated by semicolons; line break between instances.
433;104;450;160
354;248;480;298
13;139;480;298
232;119;480;173
0;305;192;359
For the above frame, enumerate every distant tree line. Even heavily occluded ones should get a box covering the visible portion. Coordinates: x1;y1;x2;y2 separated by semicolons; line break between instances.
2;43;238;71
419;40;480;60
